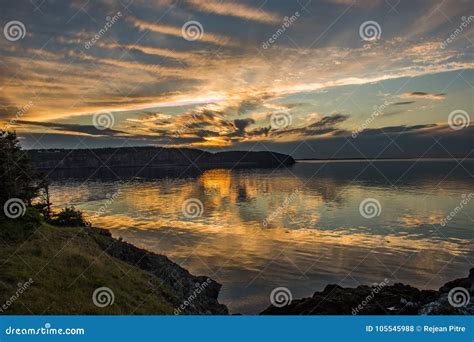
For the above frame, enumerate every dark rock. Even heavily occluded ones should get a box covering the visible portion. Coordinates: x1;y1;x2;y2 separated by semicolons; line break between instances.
87;227;228;315
260;269;473;315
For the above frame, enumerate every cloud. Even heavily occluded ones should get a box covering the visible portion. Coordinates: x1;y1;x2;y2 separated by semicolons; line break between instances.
308;113;349;128
355;124;437;137
233;124;474;159
271;113;350;139
391;101;416;106
232;118;255;137
98;42;197;63
186;0;280;24
16;120;126;137
400;92;446;100
129;17;238;47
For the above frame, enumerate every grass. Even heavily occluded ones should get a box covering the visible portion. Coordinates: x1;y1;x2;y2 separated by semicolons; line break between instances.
0;222;177;314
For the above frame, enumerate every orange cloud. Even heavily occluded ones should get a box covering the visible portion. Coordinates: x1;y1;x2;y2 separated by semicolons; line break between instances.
129;17;238;47
186;0;280;24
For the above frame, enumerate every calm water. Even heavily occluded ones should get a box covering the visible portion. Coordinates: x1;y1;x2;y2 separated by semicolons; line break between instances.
49;160;474;314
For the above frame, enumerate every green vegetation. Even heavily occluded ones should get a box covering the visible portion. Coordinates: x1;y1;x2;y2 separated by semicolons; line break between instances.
0;223;176;314
0;132;88;230
0;132;175;314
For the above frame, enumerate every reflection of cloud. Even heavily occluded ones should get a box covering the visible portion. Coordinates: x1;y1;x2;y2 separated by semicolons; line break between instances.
400;213;444;227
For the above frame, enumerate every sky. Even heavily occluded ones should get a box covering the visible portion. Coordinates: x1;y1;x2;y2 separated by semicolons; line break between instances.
0;0;473;158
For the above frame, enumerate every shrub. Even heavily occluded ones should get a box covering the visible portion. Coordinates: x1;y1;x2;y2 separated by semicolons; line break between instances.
49;206;90;227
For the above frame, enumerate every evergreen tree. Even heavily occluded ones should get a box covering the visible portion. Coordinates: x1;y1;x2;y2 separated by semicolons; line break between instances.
0;131;49;216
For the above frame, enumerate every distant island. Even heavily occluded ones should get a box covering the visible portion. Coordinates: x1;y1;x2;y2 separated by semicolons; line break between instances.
27;147;295;170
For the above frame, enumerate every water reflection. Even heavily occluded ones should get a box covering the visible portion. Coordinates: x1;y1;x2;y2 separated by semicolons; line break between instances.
49;160;474;314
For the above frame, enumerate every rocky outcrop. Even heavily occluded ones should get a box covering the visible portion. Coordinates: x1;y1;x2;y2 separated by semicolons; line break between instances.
260;269;473;315
28;147;295;170
88;227;228;315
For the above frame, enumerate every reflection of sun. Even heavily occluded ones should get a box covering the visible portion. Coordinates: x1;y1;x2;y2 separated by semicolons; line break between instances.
202;169;232;196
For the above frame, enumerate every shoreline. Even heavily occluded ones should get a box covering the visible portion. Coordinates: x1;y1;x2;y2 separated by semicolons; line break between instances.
260;269;473;315
87;226;229;315
93;225;473;316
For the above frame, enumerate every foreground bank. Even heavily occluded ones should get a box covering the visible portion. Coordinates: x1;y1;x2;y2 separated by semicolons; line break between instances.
0;222;228;315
